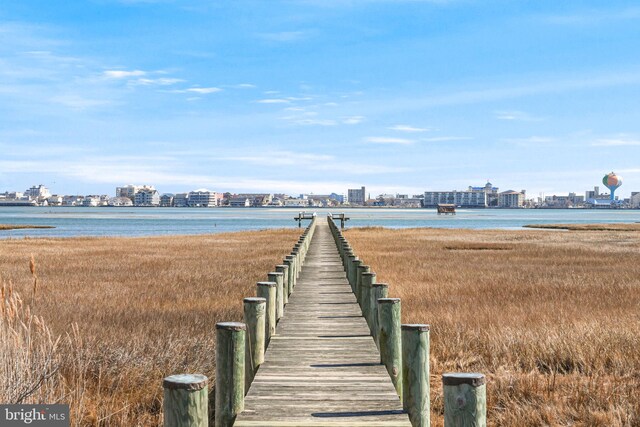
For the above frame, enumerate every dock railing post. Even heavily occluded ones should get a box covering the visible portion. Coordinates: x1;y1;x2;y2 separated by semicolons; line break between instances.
275;265;289;304
283;256;295;296
378;298;402;399
215;322;246;427
267;272;285;321
442;373;487;427
163;374;208;427
370;283;389;345
256;282;277;343
402;324;430;427
356;264;370;307
361;271;376;332
243;297;266;392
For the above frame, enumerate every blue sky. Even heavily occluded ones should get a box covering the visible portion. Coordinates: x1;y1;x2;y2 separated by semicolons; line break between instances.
1;0;639;198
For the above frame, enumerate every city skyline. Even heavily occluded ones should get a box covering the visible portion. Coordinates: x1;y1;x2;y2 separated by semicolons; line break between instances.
1;1;640;197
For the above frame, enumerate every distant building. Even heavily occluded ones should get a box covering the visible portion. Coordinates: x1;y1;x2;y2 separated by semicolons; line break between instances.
237;193;272;206
187;190;222;207
283;198;309;207
424;182;499;208
25;185;51;201
173;193;189;207
116;184;155;201
229;197;251;207
498;190;525;208
160;194;174;207
83;196;102;207
108;197;133;207
585;186;609;200
630;192;640;208
134;189;160;206
347;187;366;205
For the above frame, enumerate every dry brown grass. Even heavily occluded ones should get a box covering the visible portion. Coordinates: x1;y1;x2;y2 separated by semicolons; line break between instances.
346;226;640;427
524;223;640;231
0;229;300;425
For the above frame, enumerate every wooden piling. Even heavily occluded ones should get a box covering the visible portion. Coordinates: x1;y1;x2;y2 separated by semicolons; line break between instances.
256;282;277;343
356;264;370;307
378;298;402;399
268;272;285;321
347;255;358;291
275;265;289;305
215;322;246;427
442;373;486;427
370;283;389;345
361;271;376;331
163;374;208;427
283;256;295;296
243;297;266;392
402;324;430;427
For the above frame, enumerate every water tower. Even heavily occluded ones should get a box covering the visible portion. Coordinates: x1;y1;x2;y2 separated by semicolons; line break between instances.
602;172;622;202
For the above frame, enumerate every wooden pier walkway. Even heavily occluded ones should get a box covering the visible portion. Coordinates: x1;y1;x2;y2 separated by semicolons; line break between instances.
235;221;410;426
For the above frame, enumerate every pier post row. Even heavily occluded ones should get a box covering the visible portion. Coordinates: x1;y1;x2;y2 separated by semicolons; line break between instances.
215;322;246;427
442;373;487;427
256;282;277;343
162;374;208;427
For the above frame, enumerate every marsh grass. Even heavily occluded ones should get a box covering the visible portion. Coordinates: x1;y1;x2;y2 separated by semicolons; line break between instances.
346;226;640;426
0;229;300;425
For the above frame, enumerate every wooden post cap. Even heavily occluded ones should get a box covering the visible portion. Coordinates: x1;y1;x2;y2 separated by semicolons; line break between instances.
348;254;357;259
268;272;284;276
401;324;430;332
257;281;277;288
216;322;246;331
372;283;388;288
362;272;376;277
358;265;369;270
378;298;401;304
442;373;486;387
275;264;288;269
163;374;208;390
244;297;266;304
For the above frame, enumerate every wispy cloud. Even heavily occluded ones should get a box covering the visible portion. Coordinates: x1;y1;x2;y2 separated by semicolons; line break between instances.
502;136;556;146
103;69;146;79
131;77;184;86
256;98;291;104
170;87;222;94
364;136;415;145
591;135;640;146
420;136;471;142
494;110;542;121
342;116;365;125
388;124;430;132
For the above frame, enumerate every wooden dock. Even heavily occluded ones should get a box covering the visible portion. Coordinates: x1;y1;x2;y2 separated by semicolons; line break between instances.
235;221;410;426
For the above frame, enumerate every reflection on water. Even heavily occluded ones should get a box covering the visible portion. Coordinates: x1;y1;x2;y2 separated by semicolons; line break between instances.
1;207;639;238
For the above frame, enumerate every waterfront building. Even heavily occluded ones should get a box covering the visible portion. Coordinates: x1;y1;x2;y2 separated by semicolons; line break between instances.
160;194;174;207
229;197;251;207
108;197;133;207
347;186;366;205
498;190;525;208
173;193;189;207
25;185;51;201
116;184;155;201
62;195;84;206
585;186;609;200
237;193;273;206
424;182;499;208
82;196;102;207
283;198;310;207
187;189;222;207
47;195;63;206
134;189;160;207
630;192;640;208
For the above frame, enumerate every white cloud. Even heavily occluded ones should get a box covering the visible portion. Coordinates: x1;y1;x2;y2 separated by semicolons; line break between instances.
49;95;111;110
342;116;365;125
184;87;222;94
502;136;555;146
363;136;415;145
420;136;471;142
494;110;542;121
132;77;184;86
388;124;430;132
103;70;146;79
256;98;291;104
592;136;640;146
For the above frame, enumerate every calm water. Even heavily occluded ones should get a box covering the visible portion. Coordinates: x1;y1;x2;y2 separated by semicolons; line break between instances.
1;207;639;238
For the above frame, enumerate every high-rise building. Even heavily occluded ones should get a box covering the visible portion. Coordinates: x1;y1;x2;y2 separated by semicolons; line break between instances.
347;186;366;205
